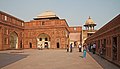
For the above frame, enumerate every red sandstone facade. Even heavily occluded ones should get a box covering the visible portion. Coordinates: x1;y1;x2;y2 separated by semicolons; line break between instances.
0;11;82;50
69;26;82;47
85;14;120;66
0;11;24;50
24;19;70;49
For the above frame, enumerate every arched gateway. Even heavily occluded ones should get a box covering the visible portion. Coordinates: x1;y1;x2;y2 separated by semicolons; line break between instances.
9;32;18;49
37;33;50;49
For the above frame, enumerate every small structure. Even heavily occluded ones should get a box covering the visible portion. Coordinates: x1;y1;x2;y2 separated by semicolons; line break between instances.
69;26;82;47
82;16;97;45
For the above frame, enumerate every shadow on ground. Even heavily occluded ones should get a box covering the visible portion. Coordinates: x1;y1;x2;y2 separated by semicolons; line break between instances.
88;52;120;69
79;56;83;58
0;53;28;68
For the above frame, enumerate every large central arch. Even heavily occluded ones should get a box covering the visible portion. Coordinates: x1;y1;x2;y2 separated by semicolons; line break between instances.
9;32;18;49
37;33;50;49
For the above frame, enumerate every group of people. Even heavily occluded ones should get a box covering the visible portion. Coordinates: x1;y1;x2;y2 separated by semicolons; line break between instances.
37;44;49;50
66;43;87;58
38;44;43;50
66;43;73;53
88;43;96;54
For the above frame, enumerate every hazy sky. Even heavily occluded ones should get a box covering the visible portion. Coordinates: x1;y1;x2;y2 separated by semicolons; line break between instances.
0;0;120;29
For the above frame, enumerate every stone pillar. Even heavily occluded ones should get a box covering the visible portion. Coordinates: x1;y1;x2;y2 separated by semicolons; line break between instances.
118;35;120;62
0;27;2;50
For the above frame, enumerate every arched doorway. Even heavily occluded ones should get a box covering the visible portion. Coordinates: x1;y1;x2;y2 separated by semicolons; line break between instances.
56;38;60;48
10;32;18;49
29;42;32;48
37;33;50;49
57;42;60;48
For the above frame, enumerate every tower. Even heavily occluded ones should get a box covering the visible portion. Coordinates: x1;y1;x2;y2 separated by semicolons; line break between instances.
84;16;96;37
82;16;97;45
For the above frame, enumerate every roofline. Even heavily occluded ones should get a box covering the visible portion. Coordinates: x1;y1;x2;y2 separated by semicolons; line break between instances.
0;11;24;22
69;26;82;27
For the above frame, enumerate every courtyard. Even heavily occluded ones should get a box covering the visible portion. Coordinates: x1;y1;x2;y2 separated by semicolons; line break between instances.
0;48;119;69
0;48;102;69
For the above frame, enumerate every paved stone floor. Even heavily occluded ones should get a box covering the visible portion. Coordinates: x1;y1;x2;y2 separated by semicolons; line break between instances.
88;52;120;69
0;48;117;69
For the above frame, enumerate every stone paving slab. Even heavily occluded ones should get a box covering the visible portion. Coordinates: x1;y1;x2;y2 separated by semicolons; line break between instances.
0;49;103;69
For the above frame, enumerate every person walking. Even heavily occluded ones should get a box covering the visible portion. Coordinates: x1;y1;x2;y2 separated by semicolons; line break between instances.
78;44;82;52
70;43;73;53
83;44;87;58
40;44;42;50
66;45;69;52
38;45;41;50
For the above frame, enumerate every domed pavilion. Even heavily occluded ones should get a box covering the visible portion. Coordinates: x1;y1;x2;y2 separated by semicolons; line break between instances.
84;16;96;30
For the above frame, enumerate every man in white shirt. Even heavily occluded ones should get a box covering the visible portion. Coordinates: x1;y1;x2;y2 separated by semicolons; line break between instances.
78;44;82;52
93;43;96;54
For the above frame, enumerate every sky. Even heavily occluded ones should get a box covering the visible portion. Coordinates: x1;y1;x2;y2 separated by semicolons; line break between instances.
0;0;120;29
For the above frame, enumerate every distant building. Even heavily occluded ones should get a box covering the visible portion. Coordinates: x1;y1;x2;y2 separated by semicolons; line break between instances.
69;26;82;47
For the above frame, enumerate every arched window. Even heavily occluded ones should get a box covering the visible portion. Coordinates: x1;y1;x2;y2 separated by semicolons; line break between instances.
45;38;48;41
39;38;42;41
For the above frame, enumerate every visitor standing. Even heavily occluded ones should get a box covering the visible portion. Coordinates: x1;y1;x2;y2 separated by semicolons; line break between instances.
70;43;73;53
40;44;42;50
78;44;82;52
93;43;96;54
66;45;69;52
38;45;41;50
83;44;87;58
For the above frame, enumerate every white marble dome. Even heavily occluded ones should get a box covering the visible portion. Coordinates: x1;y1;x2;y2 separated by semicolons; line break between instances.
37;11;58;18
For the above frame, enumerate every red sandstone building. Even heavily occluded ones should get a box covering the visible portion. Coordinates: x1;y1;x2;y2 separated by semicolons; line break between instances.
1;10;119;66
0;11;24;50
85;14;120;66
69;26;82;47
0;11;82;50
